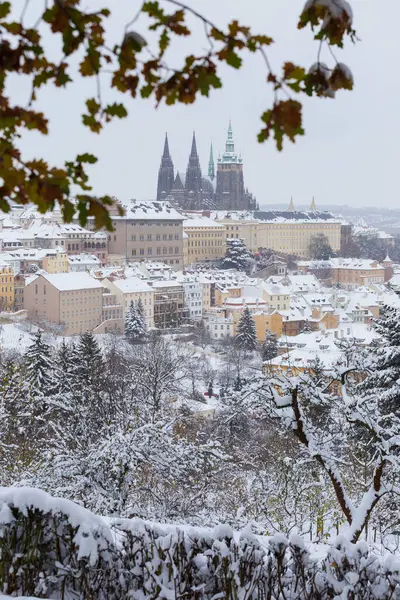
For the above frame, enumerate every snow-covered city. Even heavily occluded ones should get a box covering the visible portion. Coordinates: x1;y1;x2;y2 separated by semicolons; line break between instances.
1;0;400;598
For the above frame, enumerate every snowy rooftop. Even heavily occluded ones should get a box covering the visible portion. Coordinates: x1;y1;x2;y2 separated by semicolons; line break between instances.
183;216;225;229
33;272;103;291
111;278;153;294
67;254;100;264
114;200;184;221
152;280;183;289
330;258;383;270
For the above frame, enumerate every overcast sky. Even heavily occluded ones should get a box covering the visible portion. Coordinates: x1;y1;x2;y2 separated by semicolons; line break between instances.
17;1;400;210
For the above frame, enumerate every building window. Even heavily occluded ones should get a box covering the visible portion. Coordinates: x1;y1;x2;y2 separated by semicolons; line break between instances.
147;248;152;255
147;234;152;241
140;235;144;242
139;249;144;256
132;249;136;256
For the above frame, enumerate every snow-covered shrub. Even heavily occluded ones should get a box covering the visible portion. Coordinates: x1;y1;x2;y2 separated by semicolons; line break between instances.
1;487;400;599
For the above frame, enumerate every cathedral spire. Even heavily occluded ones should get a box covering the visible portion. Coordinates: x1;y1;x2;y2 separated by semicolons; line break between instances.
156;132;174;201
208;143;215;181
225;120;235;155
190;131;198;157
162;132;171;158
288;197;295;211
185;132;202;206
310;196;316;211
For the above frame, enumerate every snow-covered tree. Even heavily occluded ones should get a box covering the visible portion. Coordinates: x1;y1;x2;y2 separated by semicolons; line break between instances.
130;334;190;418
357;303;400;414
262;329;278;362
136;297;147;329
56;339;76;395
75;331;104;391
308;233;333;260
235;306;258;351
125;300;147;343
221;238;253;272
25;330;57;396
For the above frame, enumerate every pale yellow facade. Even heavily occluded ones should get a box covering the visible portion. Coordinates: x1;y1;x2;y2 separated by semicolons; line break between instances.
24;273;104;335
183;220;226;266
216;217;342;257
42;251;68;273
216;218;259;252
0;264;14;310
104;279;155;328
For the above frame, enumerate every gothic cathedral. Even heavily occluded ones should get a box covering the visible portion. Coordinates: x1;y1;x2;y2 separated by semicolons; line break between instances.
156;123;258;211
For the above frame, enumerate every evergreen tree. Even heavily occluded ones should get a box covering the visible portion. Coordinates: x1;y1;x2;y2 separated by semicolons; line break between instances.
357;303;400;414
303;319;312;332
136;298;147;332
221;238;253;272
235;306;258;351
262;329;278;362
57;339;76;394
125;300;147;343
25;331;56;396
75;331;104;391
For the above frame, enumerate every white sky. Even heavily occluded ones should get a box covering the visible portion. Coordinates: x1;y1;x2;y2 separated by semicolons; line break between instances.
16;1;400;209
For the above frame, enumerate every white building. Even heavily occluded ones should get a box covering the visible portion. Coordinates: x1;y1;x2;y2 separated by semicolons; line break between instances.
68;254;101;272
203;310;234;340
182;279;203;320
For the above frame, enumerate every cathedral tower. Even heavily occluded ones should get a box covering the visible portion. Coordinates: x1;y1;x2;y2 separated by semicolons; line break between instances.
215;122;257;210
184;132;203;209
156;133;174;201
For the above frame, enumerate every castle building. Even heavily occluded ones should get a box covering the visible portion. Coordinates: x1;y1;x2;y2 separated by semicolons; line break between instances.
156;123;257;211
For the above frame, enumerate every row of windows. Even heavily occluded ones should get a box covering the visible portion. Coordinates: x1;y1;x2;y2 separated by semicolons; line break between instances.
132;247;180;256
62;308;100;317
125;221;181;227
124;297;150;306
131;233;180;242
61;298;101;306
189;240;224;247
187;232;224;237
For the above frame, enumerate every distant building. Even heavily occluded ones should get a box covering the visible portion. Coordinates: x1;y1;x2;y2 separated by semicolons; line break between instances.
0;264;14;310
152;280;185;329
68;254;101;273
106;200;184;270
330;258;386;290
105;277;155;328
214;207;343;256
183;216;226;266
24;272;104;335
156;123;257;211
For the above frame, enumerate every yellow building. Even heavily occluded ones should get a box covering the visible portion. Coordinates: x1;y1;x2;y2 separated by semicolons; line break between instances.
215;216;259;251
0;264;14;310
215;212;342;257
183;217;226;266
41;249;68;273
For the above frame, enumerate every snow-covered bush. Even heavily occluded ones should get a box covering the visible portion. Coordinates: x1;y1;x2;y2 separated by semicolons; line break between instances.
1;487;400;599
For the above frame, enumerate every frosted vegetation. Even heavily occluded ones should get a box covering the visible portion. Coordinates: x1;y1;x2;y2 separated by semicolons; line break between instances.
2;296;400;597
